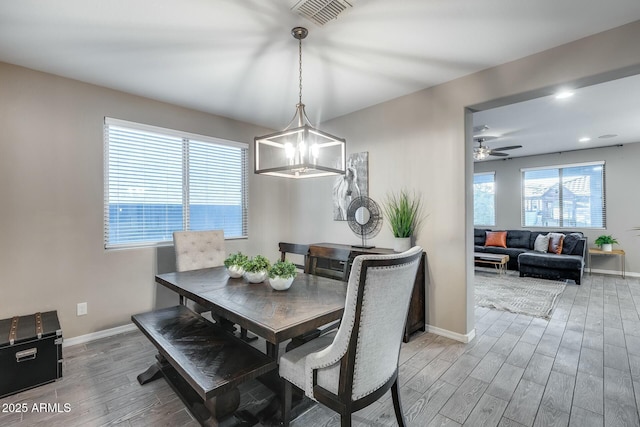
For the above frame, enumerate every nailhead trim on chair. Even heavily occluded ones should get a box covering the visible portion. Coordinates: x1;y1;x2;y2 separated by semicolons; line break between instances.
302;258;363;398
352;262;411;400
279;246;422;427
303;251;421;400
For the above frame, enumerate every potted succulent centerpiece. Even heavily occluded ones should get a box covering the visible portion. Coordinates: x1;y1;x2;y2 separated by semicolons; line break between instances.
268;260;297;291
382;190;423;252
243;255;271;283
595;235;618;252
224;252;248;278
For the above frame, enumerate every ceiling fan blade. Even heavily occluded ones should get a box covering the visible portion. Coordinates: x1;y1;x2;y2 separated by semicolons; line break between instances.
490;152;509;157
491;145;522;151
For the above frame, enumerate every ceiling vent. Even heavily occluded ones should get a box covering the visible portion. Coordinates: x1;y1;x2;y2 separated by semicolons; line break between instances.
473;124;490;134
291;0;355;26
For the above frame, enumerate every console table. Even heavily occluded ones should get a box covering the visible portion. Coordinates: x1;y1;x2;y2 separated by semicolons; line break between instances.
309;243;426;342
588;247;625;278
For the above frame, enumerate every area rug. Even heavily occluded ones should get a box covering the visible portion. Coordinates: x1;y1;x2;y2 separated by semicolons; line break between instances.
475;270;566;319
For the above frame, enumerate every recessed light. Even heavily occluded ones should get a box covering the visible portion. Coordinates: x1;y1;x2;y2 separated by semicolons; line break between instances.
598;134;618;139
578;137;591;143
555;91;574;99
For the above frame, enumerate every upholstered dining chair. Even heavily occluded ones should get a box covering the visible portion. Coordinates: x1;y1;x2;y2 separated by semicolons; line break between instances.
306;245;351;281
279;246;423;427
173;230;226;274
173;230;225;311
172;230;253;341
278;242;310;272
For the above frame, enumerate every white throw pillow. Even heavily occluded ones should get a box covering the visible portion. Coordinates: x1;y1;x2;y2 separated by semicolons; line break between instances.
534;234;550;252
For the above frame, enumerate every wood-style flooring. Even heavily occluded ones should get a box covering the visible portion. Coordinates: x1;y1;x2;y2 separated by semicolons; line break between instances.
1;272;639;426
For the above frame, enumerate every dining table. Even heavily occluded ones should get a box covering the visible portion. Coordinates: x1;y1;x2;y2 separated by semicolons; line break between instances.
155;266;347;357
140;265;348;425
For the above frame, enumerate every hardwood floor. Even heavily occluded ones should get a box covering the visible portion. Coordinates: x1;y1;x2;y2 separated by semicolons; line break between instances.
2;272;639;426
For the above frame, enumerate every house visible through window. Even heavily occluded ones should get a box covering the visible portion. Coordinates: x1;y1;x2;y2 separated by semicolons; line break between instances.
521;161;605;228
473;172;496;226
104;118;248;249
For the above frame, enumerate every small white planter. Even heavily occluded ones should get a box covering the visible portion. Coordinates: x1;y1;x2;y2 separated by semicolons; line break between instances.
269;276;294;291
602;243;613;252
393;237;411;253
244;270;268;283
226;265;245;278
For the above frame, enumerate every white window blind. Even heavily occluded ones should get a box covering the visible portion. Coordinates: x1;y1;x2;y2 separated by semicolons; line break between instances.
521;161;605;229
474;172;496;226
104;118;248;249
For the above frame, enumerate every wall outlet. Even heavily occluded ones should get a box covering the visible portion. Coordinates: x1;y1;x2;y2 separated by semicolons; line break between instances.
77;302;88;316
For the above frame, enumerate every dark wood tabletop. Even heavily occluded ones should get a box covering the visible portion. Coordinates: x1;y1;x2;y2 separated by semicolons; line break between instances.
155;267;347;345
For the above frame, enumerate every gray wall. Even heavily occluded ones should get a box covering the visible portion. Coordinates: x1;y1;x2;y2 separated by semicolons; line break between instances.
474;143;640;275
0;62;293;338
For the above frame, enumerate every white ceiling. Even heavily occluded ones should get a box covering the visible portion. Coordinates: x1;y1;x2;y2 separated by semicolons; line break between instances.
472;73;640;161
2;0;640;145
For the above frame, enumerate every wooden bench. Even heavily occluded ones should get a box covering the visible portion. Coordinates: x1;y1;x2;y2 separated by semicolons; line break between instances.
132;305;277;426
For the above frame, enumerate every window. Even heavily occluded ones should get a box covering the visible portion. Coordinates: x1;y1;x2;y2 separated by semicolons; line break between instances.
104;118;248;249
473;172;496;226
521;161;605;228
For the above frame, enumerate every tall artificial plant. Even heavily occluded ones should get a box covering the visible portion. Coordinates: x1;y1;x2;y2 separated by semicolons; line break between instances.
382;190;423;238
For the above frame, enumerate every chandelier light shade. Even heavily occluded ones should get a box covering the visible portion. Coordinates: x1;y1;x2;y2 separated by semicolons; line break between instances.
255;27;346;179
473;145;491;160
473;138;491;160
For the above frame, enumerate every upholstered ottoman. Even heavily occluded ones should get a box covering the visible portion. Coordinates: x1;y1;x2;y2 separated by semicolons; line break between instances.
518;252;584;284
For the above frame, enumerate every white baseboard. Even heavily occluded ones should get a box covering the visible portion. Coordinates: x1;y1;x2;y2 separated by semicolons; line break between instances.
63;321;477;347
62;323;138;348
588;268;638;278
426;324;475;343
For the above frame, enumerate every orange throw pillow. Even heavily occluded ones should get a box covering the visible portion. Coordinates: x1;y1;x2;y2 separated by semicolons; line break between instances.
547;233;565;254
485;231;507;248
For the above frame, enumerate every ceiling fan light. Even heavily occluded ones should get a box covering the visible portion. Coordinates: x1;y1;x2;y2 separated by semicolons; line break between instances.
473;146;491;160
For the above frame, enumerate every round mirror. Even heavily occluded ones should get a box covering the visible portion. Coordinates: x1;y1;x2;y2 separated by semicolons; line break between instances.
346;196;383;249
355;206;370;225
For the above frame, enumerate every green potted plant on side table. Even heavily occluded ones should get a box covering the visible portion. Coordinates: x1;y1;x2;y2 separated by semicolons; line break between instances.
594;235;618;252
224;252;249;278
243;255;271;283
382;190;423;252
268;260;297;291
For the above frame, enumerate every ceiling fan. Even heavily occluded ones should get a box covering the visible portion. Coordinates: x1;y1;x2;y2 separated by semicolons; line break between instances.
473;137;522;160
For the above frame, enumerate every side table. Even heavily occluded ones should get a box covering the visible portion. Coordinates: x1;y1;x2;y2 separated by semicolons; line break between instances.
588;248;625;278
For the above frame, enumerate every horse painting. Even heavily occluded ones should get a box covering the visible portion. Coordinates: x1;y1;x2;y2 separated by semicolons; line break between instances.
332;152;369;220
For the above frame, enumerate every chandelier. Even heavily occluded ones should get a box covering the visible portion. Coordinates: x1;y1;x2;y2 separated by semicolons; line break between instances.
254;27;346;179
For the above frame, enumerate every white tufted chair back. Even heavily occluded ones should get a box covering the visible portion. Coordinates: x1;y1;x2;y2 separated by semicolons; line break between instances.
173;230;226;272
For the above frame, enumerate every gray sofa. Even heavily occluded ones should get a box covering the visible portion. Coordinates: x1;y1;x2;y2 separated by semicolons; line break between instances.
474;229;586;284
